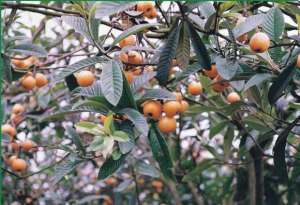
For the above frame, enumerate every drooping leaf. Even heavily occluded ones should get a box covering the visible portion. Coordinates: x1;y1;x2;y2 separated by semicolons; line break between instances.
176;63;202;81
117;72;137;109
104;113;115;135
140;89;176;102
209;121;228;139
215;55;240;80
72;99;110;114
268;60;297;104
156;19;181;86
73;80;103;97
131;71;156;93
75;121;105;136
233;14;266;38
65;126;86;154
182;159;215;182
55;56;107;81
223;126;234;159
187;20;211;69
262;7;284;42
244;73;272;91
112;131;130;142
148;122;175;181
136;161;160;178
100;60;123;106
98;154;127;179
61;15;93;43
8;43;47;57
94;2;136;19
111;23;161;48
176;21;190;69
51;154;83;185
119;108;149;136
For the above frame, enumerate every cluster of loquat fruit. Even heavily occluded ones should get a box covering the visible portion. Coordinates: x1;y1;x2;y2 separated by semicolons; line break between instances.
2;103;36;173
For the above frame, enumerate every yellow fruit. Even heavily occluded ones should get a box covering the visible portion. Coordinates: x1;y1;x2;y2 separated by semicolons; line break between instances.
163;101;181;117
237;34;248;43
119;35;136;48
227;92;241;104
137;2;155;13
211;75;229;93
7;155;18;166
124;71;134;83
10;114;23;125
12;104;25;115
2;124;16;139
35;73;48;87
179;100;189;113
11;158;27;172
76;70;95;87
21;140;35;152
143;100;162;120
188;82;203;95
128;51;143;64
173;92;182;101
119;52;128;63
203;64;218;79
158;117;177;133
145;7;157;19
21;75;36;90
249;32;270;53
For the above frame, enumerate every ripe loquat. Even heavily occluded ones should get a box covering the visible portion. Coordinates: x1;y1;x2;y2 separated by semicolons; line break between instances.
35;73;48;87
7;155;18;166
2;124;16;138
173;92;182;101
249;32;270;53
21;75;36;90
119;52;128;63
76;70;95;87
119;35;136;48
203;64;218;79
158;116;177;133
11;158;27;172
163;101;181;117
21;140;35;152
179;100;189;113
12;104;25;115
188;81;203;95
143;100;162;120
227;92;241;104
127;51;143;64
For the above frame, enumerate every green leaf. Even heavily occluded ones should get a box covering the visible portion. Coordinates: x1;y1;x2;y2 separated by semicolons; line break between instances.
72;99;110;114
8;43;47;57
89;137;114;158
136;161;160;178
75;121;105;136
156;19;181;86
140;89;176;101
112;131;130;142
131;71;156;93
209;121;227;139
98;154;127;179
55;56;107;81
104;113;115;135
119;108;149;136
88;5;99;42
117;72;137;109
223;126;234;159
187;20;211;69
268;60;297;104
65;126;86;155
111;23;161;48
51;154;83;185
89;135;104;151
176;21;190;69
182;159;215;182
273;117;300;184
215;56;240;80
148;122;175;181
262;7;284;42
94;2;136;19
36;91;51;109
2;55;12;82
61;15;93;43
73;81;103;97
100;60;123;106
233;14;266;38
243;73;272;91
176;63;202;81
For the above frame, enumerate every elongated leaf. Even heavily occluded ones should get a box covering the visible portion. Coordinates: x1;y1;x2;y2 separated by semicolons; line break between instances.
273;117;300;184
224;126;234;159
111;23;161;48
156;19;181;86
55;56;107;81
100;60;123;106
136;161;160;178
65;126;85;154
3;55;12;82
215;56;240;80
176;63;201;81
268;60;296;104
148;122;175;181
131;71;156;93
140;89;176;101
176;21;190;69
94;2;135;19
233;14;266;38
187;20;211;69
76;121;105;136
209;121;227;139
182;159;215;182
117;72;137;109
119;108;148;136
73;81;103;97
52;154;83;185
61;15;93;43
98;154;127;179
244;73;272;91
113;131;129;142
72;99;110;114
262;7;284;42
8;43;47;57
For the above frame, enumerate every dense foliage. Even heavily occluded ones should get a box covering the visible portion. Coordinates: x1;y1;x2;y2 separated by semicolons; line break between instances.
1;1;300;205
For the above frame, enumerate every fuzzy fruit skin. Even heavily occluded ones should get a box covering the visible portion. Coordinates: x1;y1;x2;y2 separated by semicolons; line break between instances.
76;70;95;87
249;32;270;53
2;124;16;138
179;100;189;113
137;2;154;13
127;51;143;64
188;82;203;95
21;75;36;90
7;155;17;166
203;64;218;79
227;92;241;104
158;117;177;133
21;140;35;152
119;52;128;63
163;101;181;117
12;104;25;115
297;55;300;68
143;100;162;120
145;7;157;19
119;35;136;48
35;73;48;87
124;71;134;83
11;158;27;172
